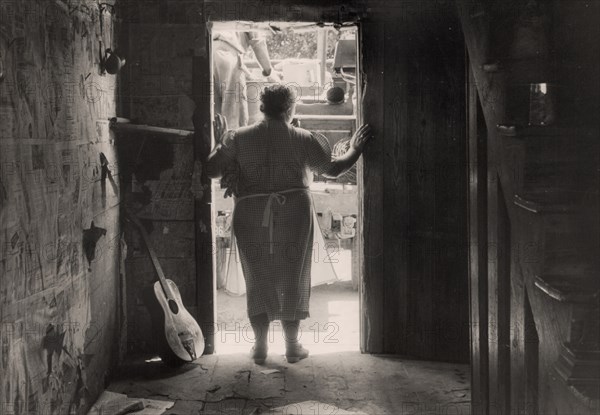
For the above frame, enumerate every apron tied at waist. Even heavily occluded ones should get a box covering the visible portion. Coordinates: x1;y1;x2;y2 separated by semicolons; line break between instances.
261;193;287;254
234;188;308;255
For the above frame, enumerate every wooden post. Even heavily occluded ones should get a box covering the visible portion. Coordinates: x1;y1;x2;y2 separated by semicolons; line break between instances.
316;27;327;88
192;25;216;354
359;20;385;354
467;61;490;415
497;181;512;414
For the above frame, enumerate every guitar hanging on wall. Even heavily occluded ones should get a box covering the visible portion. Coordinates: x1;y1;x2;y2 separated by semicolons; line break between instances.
126;209;204;362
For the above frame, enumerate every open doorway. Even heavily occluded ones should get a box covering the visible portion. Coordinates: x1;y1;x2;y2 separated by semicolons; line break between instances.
209;22;362;356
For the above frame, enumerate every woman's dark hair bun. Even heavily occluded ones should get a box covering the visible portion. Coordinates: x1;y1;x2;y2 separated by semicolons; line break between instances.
260;84;297;118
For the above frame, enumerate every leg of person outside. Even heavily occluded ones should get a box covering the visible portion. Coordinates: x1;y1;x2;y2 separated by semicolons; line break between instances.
249;313;269;364
213;44;248;295
212;49;235;290
282;319;309;363
213;46;246;129
249;315;309;364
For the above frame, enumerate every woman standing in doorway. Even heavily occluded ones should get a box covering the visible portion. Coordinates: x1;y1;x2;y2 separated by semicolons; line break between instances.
206;85;372;363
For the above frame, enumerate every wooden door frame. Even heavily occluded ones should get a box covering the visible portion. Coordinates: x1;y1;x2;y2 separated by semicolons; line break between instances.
195;17;368;354
466;54;513;415
467;59;489;414
356;19;384;354
193;38;217;353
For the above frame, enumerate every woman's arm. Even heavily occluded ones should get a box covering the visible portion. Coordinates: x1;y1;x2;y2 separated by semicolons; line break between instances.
322;124;373;179
205;114;231;179
247;33;283;82
247;33;272;75
322;147;361;179
205;148;227;179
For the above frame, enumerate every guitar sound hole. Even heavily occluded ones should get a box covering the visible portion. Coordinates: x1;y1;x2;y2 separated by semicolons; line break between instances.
168;300;179;314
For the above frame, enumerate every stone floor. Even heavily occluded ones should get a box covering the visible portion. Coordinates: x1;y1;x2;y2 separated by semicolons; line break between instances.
109;352;470;414
108;284;470;414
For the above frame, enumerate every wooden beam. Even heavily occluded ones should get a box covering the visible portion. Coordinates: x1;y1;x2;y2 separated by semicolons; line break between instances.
497;182;512;413
467;61;489;415
192;26;216;354
359;20;385;353
316;27;327;86
487;168;499;413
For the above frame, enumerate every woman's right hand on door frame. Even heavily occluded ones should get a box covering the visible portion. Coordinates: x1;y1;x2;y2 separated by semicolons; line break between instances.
350;124;373;152
213;113;228;145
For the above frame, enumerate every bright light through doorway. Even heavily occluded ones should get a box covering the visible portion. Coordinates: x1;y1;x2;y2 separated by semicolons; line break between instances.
211;21;361;357
216;291;360;356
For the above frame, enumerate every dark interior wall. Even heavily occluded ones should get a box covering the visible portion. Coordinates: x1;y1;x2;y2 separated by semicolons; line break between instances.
458;0;599;413
114;124;198;356
553;0;600;125
402;3;468;361
0;1;121;414
119;0;203;128
117;0;212;356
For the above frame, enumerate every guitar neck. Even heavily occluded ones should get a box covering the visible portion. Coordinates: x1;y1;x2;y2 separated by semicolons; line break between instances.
126;210;173;298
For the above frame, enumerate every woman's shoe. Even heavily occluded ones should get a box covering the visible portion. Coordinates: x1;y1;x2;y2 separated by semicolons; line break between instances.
251;346;268;364
285;344;309;363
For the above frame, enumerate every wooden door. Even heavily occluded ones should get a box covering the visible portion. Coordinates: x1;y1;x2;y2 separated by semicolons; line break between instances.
360;4;470;361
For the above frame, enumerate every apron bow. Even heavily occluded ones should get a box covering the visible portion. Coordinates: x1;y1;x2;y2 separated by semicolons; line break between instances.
262;193;287;254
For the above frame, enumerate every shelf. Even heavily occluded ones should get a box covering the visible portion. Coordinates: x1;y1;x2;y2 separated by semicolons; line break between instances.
497;124;600;139
481;61;503;73
513;191;581;214
534;274;599;303
112;122;194;137
480;57;558;83
554;342;600;402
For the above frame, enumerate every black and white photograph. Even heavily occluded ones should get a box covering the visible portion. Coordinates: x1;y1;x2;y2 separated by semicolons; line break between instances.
0;0;598;414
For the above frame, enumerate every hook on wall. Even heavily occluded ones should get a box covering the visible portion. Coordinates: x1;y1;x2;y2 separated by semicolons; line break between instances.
98;0;117;15
99;3;115;15
101;48;126;75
